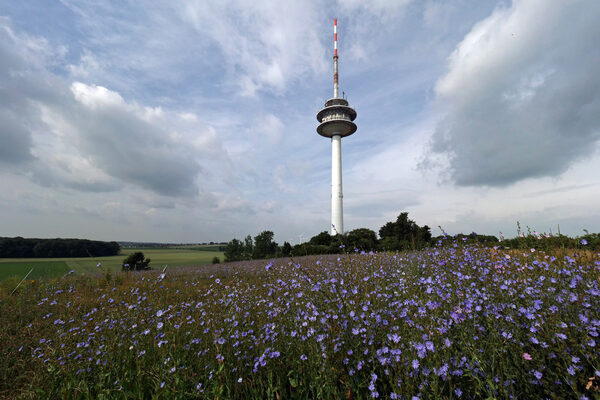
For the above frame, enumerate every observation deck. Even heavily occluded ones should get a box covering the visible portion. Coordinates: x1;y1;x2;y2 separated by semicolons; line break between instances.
316;98;357;138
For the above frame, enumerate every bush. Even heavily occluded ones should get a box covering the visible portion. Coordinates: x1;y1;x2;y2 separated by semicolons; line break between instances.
212;256;220;264
121;252;151;271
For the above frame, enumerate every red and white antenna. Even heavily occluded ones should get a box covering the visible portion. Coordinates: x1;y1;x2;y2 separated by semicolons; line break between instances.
333;18;339;98
334;18;338;57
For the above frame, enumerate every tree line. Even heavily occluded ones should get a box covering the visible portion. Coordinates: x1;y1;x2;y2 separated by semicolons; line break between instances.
224;212;600;261
0;237;121;258
224;212;435;261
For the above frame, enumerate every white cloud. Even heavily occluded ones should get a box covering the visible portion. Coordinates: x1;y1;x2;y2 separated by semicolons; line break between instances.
428;0;600;186
71;81;124;108
67;49;101;78
338;0;412;16
0;18;230;198
179;0;326;96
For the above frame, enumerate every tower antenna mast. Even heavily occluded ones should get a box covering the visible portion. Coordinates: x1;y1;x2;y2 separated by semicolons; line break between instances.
334;18;339;98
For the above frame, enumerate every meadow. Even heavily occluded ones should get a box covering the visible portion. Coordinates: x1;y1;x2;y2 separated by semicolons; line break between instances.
0;247;224;282
0;239;598;399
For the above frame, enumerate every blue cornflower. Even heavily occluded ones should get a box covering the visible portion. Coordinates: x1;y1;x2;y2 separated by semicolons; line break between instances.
269;351;280;358
389;333;401;343
530;336;539;344
425;341;434;352
415;343;426;358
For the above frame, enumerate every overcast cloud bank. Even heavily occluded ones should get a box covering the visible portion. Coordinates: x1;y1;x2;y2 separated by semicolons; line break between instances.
0;1;598;242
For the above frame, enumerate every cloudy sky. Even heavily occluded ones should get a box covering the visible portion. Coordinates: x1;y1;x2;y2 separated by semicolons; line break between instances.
1;0;599;244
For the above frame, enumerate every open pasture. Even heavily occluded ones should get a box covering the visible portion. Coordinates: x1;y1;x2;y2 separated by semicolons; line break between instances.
0;248;224;281
1;242;599;399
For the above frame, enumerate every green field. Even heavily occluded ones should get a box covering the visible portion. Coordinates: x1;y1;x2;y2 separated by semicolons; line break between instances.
0;248;224;281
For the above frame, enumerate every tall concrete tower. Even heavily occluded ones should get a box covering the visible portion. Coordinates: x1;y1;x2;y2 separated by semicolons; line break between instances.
316;18;357;235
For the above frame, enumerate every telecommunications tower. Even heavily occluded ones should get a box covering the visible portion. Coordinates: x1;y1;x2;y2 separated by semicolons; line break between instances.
316;18;357;235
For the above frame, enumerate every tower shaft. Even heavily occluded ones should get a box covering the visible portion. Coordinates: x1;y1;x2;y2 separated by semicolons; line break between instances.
331;134;343;235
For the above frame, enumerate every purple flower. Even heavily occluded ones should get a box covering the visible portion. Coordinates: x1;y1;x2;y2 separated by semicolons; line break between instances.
567;365;576;376
415;343;426;358
368;381;376;391
533;370;542;380
412;359;420;370
581;239;588;245
269;351;280;358
388;333;401;343
425;341;434;352
454;388;462;397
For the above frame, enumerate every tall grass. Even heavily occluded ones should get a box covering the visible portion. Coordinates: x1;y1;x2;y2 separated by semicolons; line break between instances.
1;240;598;399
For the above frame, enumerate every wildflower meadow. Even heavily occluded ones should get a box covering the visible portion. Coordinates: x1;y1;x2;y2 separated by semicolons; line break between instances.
1;238;599;399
